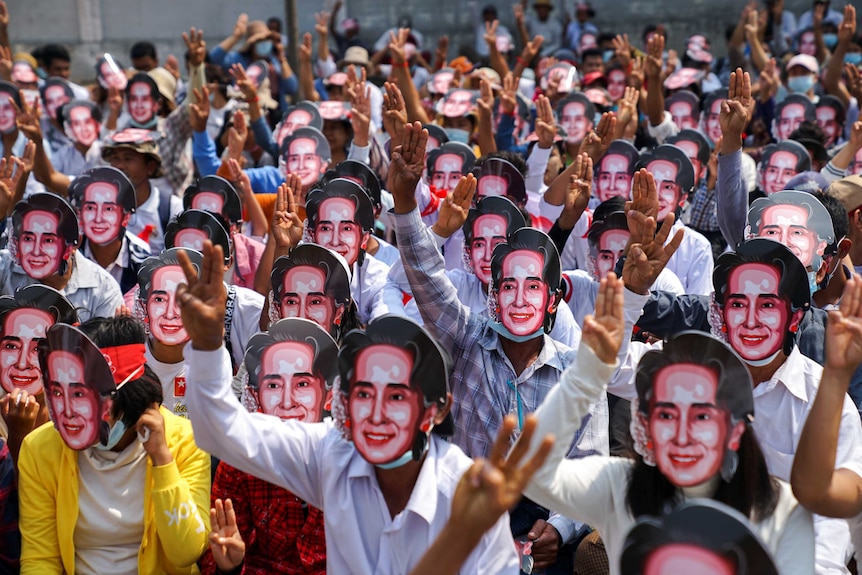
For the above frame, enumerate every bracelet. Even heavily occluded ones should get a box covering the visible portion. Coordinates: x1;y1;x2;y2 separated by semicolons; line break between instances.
516;56;526;66
396;60;409;68
247;95;259;103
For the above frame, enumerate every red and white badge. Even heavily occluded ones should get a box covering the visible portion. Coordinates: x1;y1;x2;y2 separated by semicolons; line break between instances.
174;376;186;397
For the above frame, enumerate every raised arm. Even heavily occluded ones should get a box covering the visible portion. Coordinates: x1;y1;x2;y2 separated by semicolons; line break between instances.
214;14;248;61
253;176;304;301
644;33;665;128
389;29;430;125
14;97;69;195
792;276;862;518
824;6;857;107
716;68;755;248
298;33;321;102
476;79;498;155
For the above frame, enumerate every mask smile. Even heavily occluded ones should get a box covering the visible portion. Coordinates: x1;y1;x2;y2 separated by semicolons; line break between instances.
507;310;537;323
158;322;184;334
26;256;51;269
62;421;85;436
9;372;38;386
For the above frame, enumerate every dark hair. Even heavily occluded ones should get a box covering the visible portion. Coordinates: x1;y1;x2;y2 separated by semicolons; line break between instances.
182;175;243;224
636;144;696;196
59;99;103;131
305;178;376;233
490;227;562;333
593;196;628;222
621;500;779;575
597;140;639;179
776;94;816;123
667;129;710;166
817;95;847;127
813;191;849;244
137;248;202;301
556;93;597;126
68;166;135;213
130;41;158;61
627;332;779;522
245;317;339;392
321;160;382;210
587;210;628;248
426;142;477;178
267;17;283;31
581;47;604;61
126;72;160;101
463;196;526;248
280;126;332;165
12;192;79;246
78;316;162;427
472;157;528;206
41;44;71;68
0;81;21;108
165;209;231;263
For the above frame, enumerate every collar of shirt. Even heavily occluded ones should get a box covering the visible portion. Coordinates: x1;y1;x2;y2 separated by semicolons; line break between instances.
345;435;442;526
137;184;159;212
64;251;103;293
753;346;811;402
83;235;129;273
479;327;568;382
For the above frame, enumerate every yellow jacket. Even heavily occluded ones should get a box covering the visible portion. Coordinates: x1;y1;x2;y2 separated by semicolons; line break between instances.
18;407;211;574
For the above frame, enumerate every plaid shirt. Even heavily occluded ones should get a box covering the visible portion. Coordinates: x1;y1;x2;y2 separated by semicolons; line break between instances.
392;207;608;460
156;105;195;194
687;179;721;232
201;461;326;575
0;440;19;573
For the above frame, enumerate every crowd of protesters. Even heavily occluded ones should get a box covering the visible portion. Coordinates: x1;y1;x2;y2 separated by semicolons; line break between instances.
1;0;862;573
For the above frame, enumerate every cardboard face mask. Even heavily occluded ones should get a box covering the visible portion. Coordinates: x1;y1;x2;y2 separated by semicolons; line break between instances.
276;102;324;146
318;100;351;121
637;145;695;222
557;94;595;145
425;142;476;193
463;195;526;285
666;91;700;131
137;249;203;347
127;77;159;127
428;69;455;95
853;147;862;176
620;500;779;575
540;63;578;93
439;89;478;118
280;127;332;189
271;244;352;336
0;285;77;396
40;324;116;451
165;210;231;264
41;80;73;122
473;158;527;206
591;226;630;280
596;154;634;202
96;54;128;90
497;250;550;337
0;87;18;134
760;141;811;195
747;191;834;271
703;96;723;144
183;175;243;226
312;197;364;266
63;102;100;147
68;166;136;247
244;318;338;421
18;211;65;279
348;344;424;464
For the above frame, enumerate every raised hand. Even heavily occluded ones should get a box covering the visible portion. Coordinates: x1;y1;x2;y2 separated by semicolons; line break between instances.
0;389;41;439
382;82;407;144
0;45;11;82
483;19;500;47
644;33;664;81
183;27;207;68
0;1;8;27
578;111;616;162
299;32;313;62
432;174;476;239
230;63;257;98
226;111;248;159
623;208;684;295
582;273;626;363
519;35;544;66
625;168;658;221
500;72;518;116
176;241;227;351
314;11;329;37
612;34;632;69
349;76;371;147
450;414;553;540
209;499;246;572
838;5;856;47
534;95;556;149
846;64;862;103
388;122;428;212
558;153;592;230
720;68;754;144
477;78;494;116
107;86;124;117
615;85;640;140
136;405;173;466
13;93;41;142
271;180;305;249
389;28;410;65
231;13;249;41
825;276;862;374
513;3;525;25
434;35;449;68
189;87;210;133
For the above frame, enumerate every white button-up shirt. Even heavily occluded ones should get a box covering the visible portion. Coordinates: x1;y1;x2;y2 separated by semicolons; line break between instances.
185;345;519;575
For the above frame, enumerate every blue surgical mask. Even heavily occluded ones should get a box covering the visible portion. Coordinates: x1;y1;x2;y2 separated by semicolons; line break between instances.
446;128;471;144
375;432;431;469
807;270;819;298
255;40;273;57
94;419;128;451
787;75;815;94
845;53;862;66
487;318;544;343
823;34;838;50
602;49;615;63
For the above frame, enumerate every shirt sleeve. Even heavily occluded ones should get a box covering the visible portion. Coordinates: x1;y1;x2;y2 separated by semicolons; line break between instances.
773;499;816;575
250;117;278;159
646;111;680;145
391;206;474;352
150;419;211;568
525;145;551;197
193;130;222;177
716;149;747;248
184;345;326;509
0;441;19;573
521;343;626;528
18;435;63;574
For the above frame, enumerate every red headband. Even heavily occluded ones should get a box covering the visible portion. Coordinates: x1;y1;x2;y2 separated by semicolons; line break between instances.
100;343;147;386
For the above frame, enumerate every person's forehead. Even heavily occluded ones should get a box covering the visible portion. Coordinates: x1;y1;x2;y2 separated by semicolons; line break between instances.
289;137;316;153
0;92;13;105
355;344;413;382
563;101;585;115
284;265;327;290
4;307;53;335
601;153;629;171
288;109;312;123
450;90;472;101
762;203;809;225
23;210;59;231
319;196;357;220
435;153;463;170
45;85;66;98
674;140;698;159
473;213;508;236
816;106;837;119
84;181;118;202
782;103;806;117
175;228;208;247
69;106;92;120
729;262;781;292
193;190;224;204
130;82;152;96
608;69;626;81
648;159;678;178
262;340;315;369
669;100;693;113
653;363;718;403
598;228;629;248
151;265;185;289
502;249;545;276
769;150;798;167
48;350;85;379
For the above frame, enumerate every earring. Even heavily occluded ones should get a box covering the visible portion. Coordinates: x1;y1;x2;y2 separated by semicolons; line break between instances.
720;450;739;482
789;324;799;333
646;439;653;450
343;418;351;428
720;325;727;333
420;422;431;432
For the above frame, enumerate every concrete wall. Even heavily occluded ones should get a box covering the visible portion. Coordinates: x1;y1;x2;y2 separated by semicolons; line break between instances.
8;0;816;83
